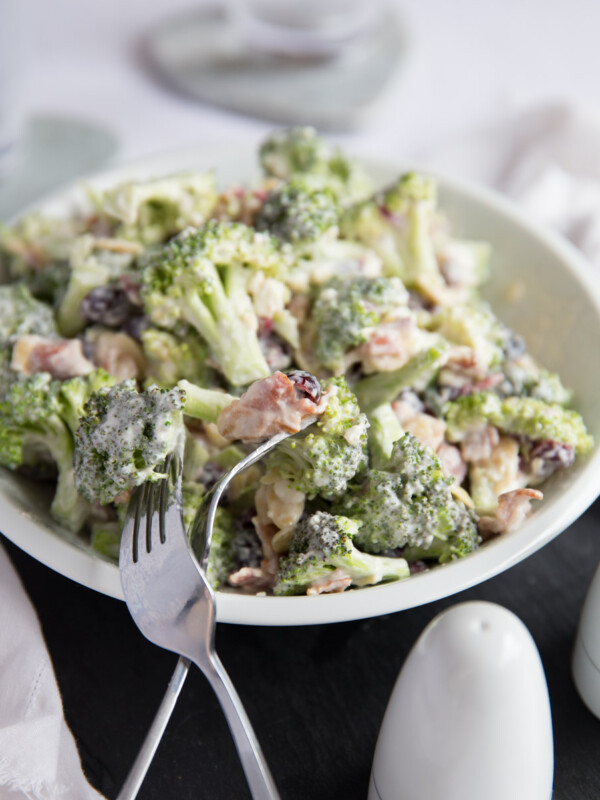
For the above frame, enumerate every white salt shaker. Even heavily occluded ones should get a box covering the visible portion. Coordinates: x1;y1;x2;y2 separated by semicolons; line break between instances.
572;561;600;718
369;601;554;800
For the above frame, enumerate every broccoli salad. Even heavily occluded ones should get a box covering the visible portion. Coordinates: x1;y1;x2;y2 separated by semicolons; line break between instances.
0;127;593;597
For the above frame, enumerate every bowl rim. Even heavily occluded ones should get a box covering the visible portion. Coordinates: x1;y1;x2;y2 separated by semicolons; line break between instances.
2;143;600;626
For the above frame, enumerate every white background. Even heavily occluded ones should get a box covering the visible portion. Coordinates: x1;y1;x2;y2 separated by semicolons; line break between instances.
18;0;600;165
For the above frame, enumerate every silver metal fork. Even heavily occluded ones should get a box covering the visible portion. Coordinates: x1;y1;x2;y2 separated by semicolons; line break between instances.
117;428;305;800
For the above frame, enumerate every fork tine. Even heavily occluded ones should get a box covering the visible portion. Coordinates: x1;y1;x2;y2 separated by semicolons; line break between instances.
130;485;146;564
145;482;156;554
158;457;173;544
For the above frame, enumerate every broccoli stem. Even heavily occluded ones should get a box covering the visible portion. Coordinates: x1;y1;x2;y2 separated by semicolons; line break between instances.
180;294;270;386
179;380;236;423
333;548;410;585
355;341;449;413
43;423;90;532
367;404;404;469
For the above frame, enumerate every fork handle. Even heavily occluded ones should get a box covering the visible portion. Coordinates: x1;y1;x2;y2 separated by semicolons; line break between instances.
203;654;280;800
117;657;190;800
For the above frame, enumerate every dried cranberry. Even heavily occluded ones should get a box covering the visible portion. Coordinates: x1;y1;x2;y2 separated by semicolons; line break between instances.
80;286;133;328
287;370;322;404
122;314;150;341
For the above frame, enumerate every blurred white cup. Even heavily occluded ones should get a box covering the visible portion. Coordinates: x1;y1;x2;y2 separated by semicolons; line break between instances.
0;1;27;175
228;0;381;58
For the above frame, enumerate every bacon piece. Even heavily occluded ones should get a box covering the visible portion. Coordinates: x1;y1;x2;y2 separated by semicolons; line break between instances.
478;488;543;536
306;568;352;596
11;335;94;379
392;399;420;426
217;371;326;443
466;372;504;395
404;413;447;452
437;441;467;484
392;399;448;453
440;345;488;386
92;331;145;381
228;567;274;591
358;318;425;373
460;425;500;464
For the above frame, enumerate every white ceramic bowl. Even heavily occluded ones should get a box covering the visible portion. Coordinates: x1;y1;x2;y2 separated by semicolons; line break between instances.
2;144;600;625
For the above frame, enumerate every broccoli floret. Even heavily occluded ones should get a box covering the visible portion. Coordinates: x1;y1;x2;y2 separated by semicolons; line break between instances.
499;396;594;453
336;433;479;561
285;234;384;295
255;181;340;245
311;276;408;373
259;127;372;203
56;369;118;436
501;358;573;405
141;327;215;389
0;350;16;401
99;172;218;244
445;392;594;454
141;221;286;385
74;380;186;505
274;511;409;595
0;282;57;345
0;214;83;293
56;235;138;337
0;373;91;531
341;173;446;295
443;392;503;440
431;302;509;370
355;341;449;413
265;377;368;500
0;282;58;399
402;517;481;563
527;369;572;405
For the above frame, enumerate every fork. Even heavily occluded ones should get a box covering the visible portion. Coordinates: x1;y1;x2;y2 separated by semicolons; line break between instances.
117;426;307;800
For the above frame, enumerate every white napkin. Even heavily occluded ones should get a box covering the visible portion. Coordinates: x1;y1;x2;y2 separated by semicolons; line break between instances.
421;99;600;270
0;543;105;800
